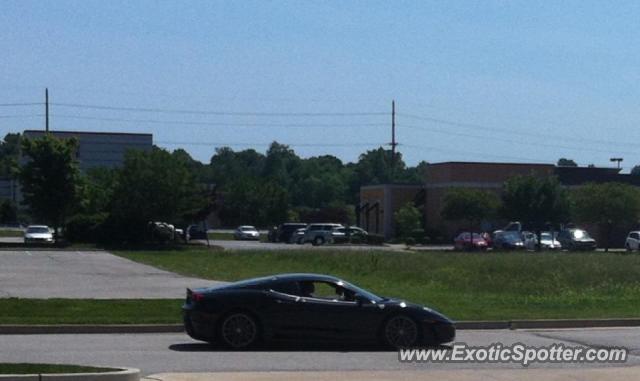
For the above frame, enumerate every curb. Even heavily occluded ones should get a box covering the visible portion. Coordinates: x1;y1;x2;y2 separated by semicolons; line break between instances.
0;324;183;335
0;368;139;381
2;319;640;335
456;318;640;330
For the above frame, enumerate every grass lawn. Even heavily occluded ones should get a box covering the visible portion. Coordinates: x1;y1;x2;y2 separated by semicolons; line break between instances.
115;248;640;321
0;298;180;324
0;230;22;237
0;363;118;374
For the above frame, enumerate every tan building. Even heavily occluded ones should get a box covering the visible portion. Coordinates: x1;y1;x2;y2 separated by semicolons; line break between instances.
360;161;639;241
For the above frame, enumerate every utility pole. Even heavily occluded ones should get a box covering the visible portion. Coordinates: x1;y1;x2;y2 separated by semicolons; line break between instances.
390;100;397;167
45;88;49;133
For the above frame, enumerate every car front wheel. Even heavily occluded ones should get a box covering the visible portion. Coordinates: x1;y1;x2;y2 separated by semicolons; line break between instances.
312;236;325;246
220;312;259;349
383;315;419;348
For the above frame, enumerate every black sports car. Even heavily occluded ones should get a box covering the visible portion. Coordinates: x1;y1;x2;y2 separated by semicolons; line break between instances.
183;273;455;349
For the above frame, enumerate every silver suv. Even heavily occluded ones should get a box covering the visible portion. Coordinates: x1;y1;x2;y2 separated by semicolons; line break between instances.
302;223;344;246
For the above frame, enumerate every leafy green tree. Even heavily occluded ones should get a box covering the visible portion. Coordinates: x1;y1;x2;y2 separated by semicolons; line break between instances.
501;175;571;250
557;158;578;167
19;135;83;238
0;133;21;177
108;148;207;242
0;199;17;224
394;202;422;239
441;188;500;236
219;177;288;227
572;183;640;251
631;165;640;176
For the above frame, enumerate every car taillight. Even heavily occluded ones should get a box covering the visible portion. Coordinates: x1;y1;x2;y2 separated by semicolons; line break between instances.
192;292;204;302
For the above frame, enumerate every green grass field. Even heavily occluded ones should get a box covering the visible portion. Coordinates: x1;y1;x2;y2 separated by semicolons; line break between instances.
115;248;640;321
0;230;22;237
0;363;117;374
0;298;180;324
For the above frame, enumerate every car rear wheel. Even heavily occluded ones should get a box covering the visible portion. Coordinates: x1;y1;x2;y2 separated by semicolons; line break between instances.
220;312;259;349
383;315;419;348
312;236;325;246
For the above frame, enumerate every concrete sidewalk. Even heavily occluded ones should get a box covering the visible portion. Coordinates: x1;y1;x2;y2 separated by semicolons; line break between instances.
147;367;640;381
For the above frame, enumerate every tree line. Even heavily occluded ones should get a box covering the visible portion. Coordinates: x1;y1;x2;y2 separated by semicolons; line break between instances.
0;133;427;243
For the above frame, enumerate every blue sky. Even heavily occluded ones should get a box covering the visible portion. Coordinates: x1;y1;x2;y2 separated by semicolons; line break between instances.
2;1;640;170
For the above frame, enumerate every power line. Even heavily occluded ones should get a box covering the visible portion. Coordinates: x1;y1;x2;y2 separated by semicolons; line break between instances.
50;102;388;117
400;123;639;156
397;112;640;149
156;140;383;148
49;114;387;128
0;103;42;107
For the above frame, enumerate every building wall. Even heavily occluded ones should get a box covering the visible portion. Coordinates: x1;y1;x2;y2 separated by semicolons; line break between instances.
360;185;423;239
23;130;153;171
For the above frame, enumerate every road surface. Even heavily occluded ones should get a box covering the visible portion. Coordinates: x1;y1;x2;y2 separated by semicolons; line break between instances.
0;328;637;375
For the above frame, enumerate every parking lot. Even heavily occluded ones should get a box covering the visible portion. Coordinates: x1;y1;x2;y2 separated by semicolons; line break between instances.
0;250;216;298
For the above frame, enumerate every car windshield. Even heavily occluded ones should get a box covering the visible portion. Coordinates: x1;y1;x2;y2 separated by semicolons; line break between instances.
240;227;256;231
26;227;49;234
572;230;591;239
341;280;384;303
541;233;553;240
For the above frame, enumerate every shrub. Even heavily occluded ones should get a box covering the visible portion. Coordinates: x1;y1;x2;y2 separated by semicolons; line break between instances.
65;213;107;243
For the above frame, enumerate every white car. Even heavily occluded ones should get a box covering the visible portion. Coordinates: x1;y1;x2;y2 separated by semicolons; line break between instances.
625;231;640;251
234;226;260;240
523;231;562;250
24;225;54;244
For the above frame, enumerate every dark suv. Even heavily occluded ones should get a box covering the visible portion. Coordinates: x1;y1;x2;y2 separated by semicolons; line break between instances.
268;223;307;243
556;228;596;250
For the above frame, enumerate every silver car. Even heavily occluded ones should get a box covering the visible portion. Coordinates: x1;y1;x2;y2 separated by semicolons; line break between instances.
523;231;562;250
24;225;54;244
234;226;260;240
301;223;344;246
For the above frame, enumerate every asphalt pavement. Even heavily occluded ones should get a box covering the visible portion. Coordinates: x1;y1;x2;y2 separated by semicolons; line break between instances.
0;328;637;375
0;250;217;298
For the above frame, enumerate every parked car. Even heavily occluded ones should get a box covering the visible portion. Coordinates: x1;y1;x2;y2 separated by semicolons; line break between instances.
331;226;368;244
301;223;344;246
624;231;640;251
186;225;208;241
234;225;260;240
492;231;525;250
522;231;562;250
293;228;306;244
269;223;307;243
183;273;455;349
556;228;597;251
23;225;54;244
453;232;488;251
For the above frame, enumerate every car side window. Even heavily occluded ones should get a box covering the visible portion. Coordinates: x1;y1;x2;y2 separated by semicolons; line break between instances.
295;281;356;302
632;233;640;240
270;281;300;296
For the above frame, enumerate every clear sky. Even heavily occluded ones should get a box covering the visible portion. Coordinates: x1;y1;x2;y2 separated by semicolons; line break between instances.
2;1;640;170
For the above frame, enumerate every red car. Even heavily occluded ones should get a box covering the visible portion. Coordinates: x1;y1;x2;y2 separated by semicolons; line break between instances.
454;232;489;251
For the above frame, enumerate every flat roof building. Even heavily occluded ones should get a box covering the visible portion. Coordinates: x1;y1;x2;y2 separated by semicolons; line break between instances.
23;130;153;172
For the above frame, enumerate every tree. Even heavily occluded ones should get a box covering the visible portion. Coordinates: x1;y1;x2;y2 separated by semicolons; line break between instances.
394;202;422;239
19;135;83;239
441;188;500;245
572;183;640;251
108;148;207;242
557;158;578;167
0;133;21;177
631;165;640;176
0;200;17;224
501;175;571;250
218;177;288;227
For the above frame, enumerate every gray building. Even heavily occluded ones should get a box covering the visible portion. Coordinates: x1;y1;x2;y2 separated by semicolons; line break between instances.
23;130;153;172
